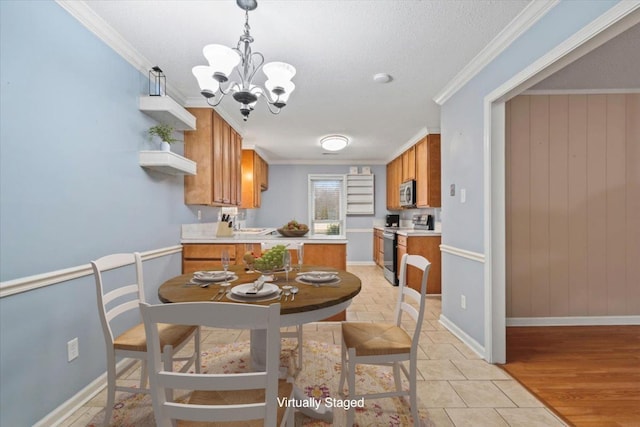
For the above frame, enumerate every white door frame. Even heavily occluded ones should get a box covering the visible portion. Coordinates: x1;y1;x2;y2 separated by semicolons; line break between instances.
483;3;640;363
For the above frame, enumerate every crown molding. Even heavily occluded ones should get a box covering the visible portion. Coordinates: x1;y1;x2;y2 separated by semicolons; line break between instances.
521;88;640;95
433;0;559;106
55;0;188;104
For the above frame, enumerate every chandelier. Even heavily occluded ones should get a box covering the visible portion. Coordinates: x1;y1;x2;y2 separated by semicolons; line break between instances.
192;0;296;121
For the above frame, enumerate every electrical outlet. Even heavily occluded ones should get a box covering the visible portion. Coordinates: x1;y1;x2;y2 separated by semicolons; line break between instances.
461;295;467;310
67;337;79;362
197;210;202;221
460;188;466;203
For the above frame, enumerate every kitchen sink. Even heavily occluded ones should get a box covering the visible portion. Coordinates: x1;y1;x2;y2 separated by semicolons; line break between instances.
235;228;276;235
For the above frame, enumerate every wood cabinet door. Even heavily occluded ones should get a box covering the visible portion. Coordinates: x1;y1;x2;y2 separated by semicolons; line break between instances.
415;137;429;207
184;108;214;205
396;242;407;280
402;146;416;182
229;129;242;206
416;135;441;208
303;244;346;270
221;118;231;204
212;111;225;204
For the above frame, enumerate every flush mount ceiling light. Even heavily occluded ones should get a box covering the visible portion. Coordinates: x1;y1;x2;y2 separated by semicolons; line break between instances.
192;0;296;121
373;73;393;84
321;135;349;152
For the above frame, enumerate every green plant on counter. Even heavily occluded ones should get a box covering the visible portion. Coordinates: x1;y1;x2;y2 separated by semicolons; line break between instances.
148;123;179;144
327;223;340;235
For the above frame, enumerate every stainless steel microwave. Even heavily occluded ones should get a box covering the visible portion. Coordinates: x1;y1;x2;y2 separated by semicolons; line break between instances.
400;180;416;207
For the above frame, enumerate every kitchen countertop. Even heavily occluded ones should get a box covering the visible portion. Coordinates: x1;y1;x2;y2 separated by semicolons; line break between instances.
181;223;347;244
373;226;441;236
181;235;348;244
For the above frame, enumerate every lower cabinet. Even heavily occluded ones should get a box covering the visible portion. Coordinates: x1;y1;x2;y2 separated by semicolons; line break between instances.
373;229;384;267
396;235;441;294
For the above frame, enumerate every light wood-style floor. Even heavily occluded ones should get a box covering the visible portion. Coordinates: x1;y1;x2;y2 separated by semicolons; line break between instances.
502;326;640;427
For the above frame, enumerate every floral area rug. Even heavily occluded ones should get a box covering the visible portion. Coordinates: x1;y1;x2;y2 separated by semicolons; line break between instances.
88;340;434;426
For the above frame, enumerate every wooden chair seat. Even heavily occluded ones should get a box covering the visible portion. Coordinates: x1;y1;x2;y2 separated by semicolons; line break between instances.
114;323;198;352
341;322;411;356
178;380;294;427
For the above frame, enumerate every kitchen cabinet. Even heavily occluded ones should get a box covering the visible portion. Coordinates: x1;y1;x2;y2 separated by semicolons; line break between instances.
415;134;441;208
401;145;416;182
241;149;269;209
346;174;374;215
396;235;441;294
182;243;244;273
373;228;384;267
184;108;242;206
386;156;402;210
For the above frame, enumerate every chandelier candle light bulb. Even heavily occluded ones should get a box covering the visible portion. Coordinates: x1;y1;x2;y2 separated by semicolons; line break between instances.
192;0;296;121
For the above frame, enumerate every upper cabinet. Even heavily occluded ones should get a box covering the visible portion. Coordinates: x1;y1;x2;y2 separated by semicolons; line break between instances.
241;149;269;209
386;157;402;210
184;108;242;206
415;134;441;208
387;133;440;209
401;145;416;182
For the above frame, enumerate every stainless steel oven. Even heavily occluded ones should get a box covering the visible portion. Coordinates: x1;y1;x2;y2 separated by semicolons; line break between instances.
382;230;398;285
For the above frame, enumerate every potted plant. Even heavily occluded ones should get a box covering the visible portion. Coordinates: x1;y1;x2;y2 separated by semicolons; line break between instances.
148;123;179;151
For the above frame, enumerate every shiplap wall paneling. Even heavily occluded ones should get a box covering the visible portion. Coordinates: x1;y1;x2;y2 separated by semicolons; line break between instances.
506;94;640;318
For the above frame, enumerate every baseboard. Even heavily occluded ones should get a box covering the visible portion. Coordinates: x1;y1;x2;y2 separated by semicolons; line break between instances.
507;315;640;327
438;314;485;359
347;261;376;266
35;358;136;427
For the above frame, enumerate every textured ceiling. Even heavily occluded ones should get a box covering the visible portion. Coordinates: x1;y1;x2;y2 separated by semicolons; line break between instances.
84;0;530;163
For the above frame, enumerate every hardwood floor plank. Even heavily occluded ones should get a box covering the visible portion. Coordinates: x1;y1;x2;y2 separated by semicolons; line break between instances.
501;326;640;427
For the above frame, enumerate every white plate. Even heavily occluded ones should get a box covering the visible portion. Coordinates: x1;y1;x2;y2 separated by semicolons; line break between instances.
231;282;279;298
193;271;233;282
298;271;338;283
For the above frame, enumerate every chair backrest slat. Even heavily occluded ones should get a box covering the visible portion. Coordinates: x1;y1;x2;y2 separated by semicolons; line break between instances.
157;371;267;391
164;402;265;424
395;254;431;344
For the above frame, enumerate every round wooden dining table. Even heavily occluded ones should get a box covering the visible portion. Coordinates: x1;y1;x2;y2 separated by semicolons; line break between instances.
158;265;362;328
158;265;361;423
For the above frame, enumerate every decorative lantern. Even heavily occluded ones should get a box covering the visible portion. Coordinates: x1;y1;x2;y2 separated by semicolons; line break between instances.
149;66;166;96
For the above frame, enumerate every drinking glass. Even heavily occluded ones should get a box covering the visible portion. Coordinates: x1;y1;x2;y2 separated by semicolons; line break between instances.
243;243;255;272
221;249;230;285
297;243;304;271
283;251;292;283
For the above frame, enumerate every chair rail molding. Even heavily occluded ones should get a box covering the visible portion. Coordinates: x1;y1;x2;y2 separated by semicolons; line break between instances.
0;245;183;298
439;244;485;263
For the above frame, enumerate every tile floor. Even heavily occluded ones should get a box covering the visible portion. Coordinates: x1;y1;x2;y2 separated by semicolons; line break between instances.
59;265;566;426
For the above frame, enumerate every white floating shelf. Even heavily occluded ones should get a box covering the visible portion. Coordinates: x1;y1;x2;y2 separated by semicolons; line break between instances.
139;96;196;130
347;174;375;215
139;151;196;176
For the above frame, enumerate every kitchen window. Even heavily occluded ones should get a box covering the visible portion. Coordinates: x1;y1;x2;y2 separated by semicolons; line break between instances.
308;174;346;236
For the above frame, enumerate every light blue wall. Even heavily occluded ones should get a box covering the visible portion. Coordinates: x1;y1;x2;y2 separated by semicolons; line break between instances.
0;2;196;425
252;164;389;262
439;0;620;346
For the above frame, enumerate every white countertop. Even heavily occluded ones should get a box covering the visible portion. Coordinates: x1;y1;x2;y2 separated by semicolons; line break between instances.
181;235;348;244
181;223;347;244
373;226;441;237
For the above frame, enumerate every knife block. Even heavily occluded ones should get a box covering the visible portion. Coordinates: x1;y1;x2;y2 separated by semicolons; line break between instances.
216;221;234;237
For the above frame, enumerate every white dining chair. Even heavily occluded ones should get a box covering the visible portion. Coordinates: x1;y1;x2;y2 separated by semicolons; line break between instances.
91;252;200;426
140;301;295;426
261;241;304;373
339;253;431;426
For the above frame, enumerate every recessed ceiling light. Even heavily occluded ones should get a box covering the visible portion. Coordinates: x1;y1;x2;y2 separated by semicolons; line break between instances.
373;73;393;84
320;135;349;151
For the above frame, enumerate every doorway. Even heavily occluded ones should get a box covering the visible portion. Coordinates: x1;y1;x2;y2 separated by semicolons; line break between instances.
484;5;640;363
